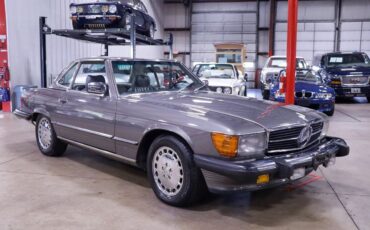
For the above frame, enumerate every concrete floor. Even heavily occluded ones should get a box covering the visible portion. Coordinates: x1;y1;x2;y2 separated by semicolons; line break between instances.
1;95;370;230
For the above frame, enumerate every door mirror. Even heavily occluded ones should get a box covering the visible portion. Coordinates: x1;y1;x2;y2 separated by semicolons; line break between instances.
244;73;248;81
87;82;108;95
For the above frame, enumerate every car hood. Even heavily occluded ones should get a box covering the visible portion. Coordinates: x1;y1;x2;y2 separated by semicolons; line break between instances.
122;91;324;134
325;66;370;76
295;81;335;94
199;77;238;87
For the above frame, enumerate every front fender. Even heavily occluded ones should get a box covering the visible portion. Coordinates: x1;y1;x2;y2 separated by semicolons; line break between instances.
141;123;193;147
33;107;51;120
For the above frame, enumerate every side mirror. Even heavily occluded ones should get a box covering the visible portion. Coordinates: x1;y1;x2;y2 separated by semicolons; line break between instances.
244;73;248;81
87;82;108;95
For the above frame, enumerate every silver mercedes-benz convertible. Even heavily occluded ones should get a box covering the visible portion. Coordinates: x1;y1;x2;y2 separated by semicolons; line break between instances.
14;57;349;207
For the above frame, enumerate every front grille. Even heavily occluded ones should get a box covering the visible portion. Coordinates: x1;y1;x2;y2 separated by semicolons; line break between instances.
86;24;106;29
341;76;369;86
84;5;102;14
267;122;323;155
295;91;313;98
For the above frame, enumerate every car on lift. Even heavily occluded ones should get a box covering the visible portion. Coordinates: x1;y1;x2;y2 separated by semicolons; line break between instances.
14;57;349;207
70;0;156;38
192;63;247;96
260;56;308;100
313;52;370;102
270;69;336;116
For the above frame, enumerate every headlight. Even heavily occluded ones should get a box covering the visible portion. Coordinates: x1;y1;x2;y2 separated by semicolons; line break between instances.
211;132;267;158
216;87;223;93
70;6;77;14
316;93;333;100
238;132;267;157
109;5;117;13
321;119;330;138
101;5;109;13
223;87;232;94
77;6;84;13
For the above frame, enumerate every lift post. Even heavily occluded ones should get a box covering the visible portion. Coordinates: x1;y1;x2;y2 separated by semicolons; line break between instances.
285;0;298;105
39;17;173;87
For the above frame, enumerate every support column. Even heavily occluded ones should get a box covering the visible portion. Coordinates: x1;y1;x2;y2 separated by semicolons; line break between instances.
39;17;47;88
285;0;298;105
130;14;136;59
269;0;277;57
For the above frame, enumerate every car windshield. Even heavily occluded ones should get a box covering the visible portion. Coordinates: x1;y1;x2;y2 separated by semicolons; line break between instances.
267;58;307;69
197;64;236;79
112;61;204;95
325;53;370;67
296;71;323;84
107;0;134;6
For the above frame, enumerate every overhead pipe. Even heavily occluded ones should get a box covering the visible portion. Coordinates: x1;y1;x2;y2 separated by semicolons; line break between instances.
285;0;298;105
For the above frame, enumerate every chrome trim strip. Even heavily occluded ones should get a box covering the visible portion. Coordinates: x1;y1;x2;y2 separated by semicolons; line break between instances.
13;109;32;119
269;137;298;143
58;137;136;165
55;122;113;139
113;136;139;145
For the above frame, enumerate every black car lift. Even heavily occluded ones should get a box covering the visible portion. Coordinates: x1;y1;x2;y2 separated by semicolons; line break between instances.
39;16;174;88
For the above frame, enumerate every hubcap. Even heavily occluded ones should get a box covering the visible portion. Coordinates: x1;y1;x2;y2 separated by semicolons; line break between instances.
38;118;52;150
152;146;184;197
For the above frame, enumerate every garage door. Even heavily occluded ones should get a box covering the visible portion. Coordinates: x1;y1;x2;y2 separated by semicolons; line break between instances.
340;22;370;55
275;22;335;64
191;2;257;87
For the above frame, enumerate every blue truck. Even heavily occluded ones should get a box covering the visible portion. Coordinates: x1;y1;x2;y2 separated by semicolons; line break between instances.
313;52;370;102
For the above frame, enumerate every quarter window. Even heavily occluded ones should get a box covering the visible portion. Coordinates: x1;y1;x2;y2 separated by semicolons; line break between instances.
72;62;106;92
58;64;78;87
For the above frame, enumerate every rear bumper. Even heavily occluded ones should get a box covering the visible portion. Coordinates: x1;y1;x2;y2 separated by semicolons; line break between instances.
194;137;349;193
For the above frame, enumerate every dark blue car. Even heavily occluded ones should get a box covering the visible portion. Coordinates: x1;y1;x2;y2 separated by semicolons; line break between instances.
270;69;336;116
313;52;370;102
70;0;156;38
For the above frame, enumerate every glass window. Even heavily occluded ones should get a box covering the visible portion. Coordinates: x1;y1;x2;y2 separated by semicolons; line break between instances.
197;64;236;79
58;64;78;87
267;58;307;69
112;61;203;95
326;53;370;67
72;62;106;92
216;54;242;64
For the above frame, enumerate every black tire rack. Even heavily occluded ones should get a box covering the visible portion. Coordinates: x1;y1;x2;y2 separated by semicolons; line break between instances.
39;15;174;88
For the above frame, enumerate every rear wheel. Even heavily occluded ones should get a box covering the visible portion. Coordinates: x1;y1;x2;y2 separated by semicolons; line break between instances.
36;115;68;157
147;135;207;207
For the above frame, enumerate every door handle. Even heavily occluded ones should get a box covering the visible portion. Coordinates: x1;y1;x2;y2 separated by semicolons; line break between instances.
59;99;67;104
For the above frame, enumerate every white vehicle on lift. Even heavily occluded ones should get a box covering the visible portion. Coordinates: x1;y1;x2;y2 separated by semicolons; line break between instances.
192;63;247;96
260;56;308;99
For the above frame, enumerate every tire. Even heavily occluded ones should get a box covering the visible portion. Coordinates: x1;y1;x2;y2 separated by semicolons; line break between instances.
35;115;68;157
147;135;207;207
262;90;270;100
324;105;335;116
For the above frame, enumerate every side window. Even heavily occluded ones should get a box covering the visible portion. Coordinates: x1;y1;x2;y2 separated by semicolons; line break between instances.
58;64;78;87
72;62;106;92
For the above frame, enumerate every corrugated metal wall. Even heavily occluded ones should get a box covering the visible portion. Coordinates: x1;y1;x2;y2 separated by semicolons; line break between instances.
191;2;257;87
340;0;370;54
274;1;336;64
6;0;164;88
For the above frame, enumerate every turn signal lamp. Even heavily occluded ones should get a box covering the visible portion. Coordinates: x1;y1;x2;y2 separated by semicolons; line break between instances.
211;133;239;157
331;79;341;85
256;174;270;185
